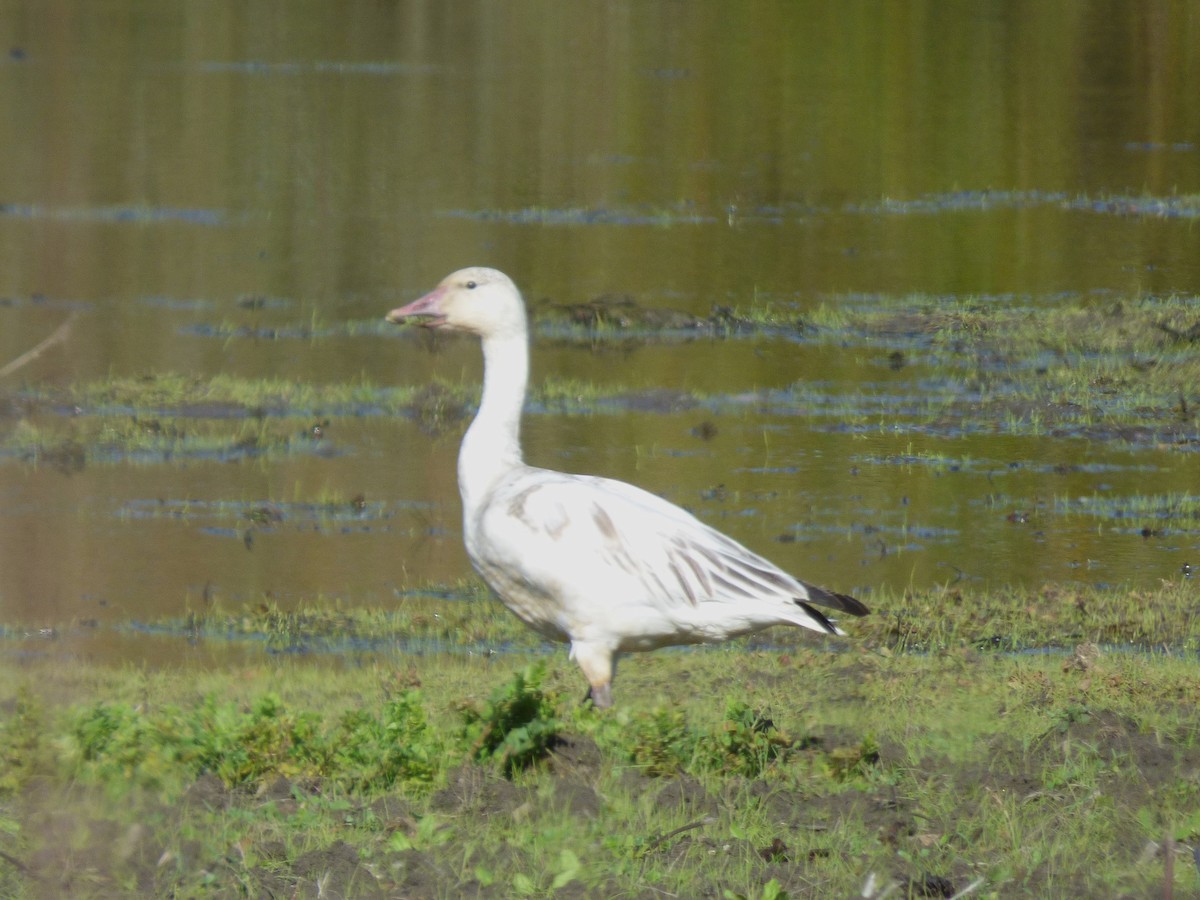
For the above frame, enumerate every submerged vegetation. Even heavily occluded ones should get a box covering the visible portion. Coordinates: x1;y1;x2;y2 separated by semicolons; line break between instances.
2;291;1198;467
435;189;1200;227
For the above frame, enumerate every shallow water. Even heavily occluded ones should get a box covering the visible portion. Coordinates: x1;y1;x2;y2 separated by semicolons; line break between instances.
1;2;1198;660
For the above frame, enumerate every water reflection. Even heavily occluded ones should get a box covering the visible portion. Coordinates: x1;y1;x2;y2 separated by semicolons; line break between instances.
0;2;1197;653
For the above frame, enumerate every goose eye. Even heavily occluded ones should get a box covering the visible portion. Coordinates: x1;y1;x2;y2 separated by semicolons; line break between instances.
465;280;477;290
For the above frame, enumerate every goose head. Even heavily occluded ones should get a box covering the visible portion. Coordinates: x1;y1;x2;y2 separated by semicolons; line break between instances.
386;267;526;339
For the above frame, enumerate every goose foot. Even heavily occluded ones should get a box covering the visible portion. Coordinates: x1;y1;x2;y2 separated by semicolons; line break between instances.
584;683;613;709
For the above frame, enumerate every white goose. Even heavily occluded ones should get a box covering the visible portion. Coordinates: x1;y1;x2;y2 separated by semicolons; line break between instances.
387;268;869;707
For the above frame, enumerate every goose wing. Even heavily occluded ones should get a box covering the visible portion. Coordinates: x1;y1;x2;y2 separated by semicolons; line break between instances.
471;468;867;638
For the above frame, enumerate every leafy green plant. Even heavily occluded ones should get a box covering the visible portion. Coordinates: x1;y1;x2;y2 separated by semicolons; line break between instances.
458;663;561;777
190;694;325;786
0;686;42;795
65;690;442;793
330;691;440;792
598;702;804;778
386;812;455;852
550;848;583;891
619;707;699;775
696;701;800;777
824;735;881;782
70;701;158;782
724;879;790;900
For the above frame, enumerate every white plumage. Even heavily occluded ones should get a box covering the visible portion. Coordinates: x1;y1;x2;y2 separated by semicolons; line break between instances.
387;267;868;707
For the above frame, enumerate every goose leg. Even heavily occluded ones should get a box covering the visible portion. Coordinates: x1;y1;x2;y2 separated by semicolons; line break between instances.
585;683;613;709
570;641;616;709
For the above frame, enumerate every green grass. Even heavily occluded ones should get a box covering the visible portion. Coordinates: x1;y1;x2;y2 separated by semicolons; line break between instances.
1;623;1198;898
130;577;1200;658
3;580;1200;897
151;584;533;655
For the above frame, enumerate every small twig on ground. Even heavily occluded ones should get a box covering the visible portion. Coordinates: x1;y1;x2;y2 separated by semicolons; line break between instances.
641;816;715;855
0;311;78;379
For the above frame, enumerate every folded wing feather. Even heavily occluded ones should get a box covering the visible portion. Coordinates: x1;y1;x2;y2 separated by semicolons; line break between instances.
474;468;866;634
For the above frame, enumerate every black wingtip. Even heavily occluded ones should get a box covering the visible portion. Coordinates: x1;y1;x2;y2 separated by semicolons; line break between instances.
796;600;840;635
831;591;871;617
804;584;870;617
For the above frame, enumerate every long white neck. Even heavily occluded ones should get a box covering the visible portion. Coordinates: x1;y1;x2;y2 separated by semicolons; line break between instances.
458;328;528;517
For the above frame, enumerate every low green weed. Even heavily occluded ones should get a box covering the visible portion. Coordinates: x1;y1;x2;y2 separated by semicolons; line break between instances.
696;701;802;777
66;689;441;794
598;700;816;778
328;693;441;792
0;686;41;795
724;878;791;900
824;735;881;782
616;707;698;775
458;662;562;776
